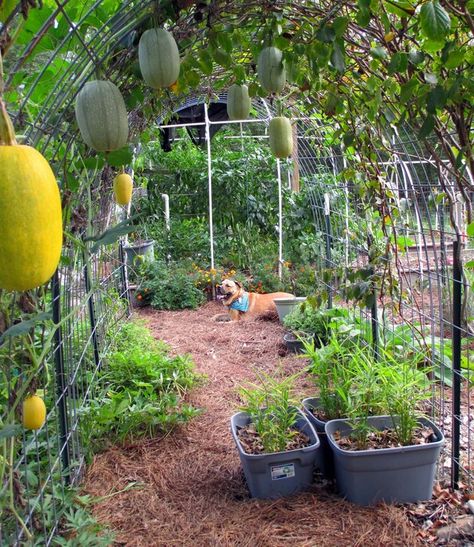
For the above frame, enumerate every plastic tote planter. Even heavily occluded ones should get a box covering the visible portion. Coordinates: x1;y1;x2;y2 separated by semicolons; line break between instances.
283;332;312;354
325;415;445;506
273;297;306;323
230;409;320;499
302;397;334;478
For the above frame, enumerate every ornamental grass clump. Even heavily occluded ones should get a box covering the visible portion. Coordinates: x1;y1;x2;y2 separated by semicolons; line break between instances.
304;333;431;449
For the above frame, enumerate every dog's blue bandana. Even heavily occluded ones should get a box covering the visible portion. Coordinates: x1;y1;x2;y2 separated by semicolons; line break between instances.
229;292;249;312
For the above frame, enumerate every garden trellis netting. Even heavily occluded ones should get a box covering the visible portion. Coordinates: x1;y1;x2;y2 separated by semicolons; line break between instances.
0;0;473;544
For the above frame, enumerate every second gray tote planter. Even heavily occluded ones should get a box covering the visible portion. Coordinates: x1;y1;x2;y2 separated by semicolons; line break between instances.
325;415;445;506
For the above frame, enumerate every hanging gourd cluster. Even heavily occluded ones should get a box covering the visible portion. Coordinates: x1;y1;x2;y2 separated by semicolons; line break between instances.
0;28;292;294
73;27;294;203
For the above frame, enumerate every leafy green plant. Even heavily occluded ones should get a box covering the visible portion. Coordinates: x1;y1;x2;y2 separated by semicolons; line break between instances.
135;260;205;310
81;320;201;449
378;352;432;446
284;301;355;345
238;372;301;454
303;335;358;421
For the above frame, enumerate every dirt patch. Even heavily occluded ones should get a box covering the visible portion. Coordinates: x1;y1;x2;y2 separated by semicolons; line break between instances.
84;302;422;546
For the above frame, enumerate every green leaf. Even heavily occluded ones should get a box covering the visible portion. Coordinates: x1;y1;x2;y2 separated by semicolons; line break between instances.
400;78;419;102
186;70;200;87
233;65;246;84
343;132;355;146
387;52;408;74
421;38;445;52
408;50;425;65
83;156;105;170
0;0;17;22
427;85;447;113
315;25;335;43
85;217;139;253
419;0;451;41
0;424;22;440
467;223;474;238
418;115;435;138
105;146;133;168
445;50;465;69
333;16;349;37
217;32;233;53
371;46;388;60
384;0;416;17
356;7;371;27
331;41;345;73
198;50;213;75
0;312;53;344
211;47;232;69
464;260;474;269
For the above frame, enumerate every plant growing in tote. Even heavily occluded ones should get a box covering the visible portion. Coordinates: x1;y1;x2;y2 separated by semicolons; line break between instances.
378;352;432;446
284;300;355;346
303;335;355;421
238;372;301;454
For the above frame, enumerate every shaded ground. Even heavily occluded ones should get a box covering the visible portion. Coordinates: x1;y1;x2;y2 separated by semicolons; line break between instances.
84;302;422;546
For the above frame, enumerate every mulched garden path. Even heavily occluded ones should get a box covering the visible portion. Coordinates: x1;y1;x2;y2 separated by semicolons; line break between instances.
84;301;425;546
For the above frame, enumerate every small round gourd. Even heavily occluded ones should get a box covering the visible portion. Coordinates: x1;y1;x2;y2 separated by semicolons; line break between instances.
139;28;180;89
227;84;251;120
258;47;286;94
269;117;293;158
22;395;47;430
113;173;133;206
0;100;62;291
75;80;129;152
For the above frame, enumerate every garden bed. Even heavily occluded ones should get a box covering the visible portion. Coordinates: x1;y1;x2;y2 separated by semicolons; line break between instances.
83;302;441;545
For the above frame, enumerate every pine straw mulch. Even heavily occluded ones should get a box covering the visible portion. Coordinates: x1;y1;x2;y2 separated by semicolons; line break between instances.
83;301;424;546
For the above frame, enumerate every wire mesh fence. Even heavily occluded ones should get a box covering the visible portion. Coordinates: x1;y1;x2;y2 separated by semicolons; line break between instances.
0;242;128;545
0;0;472;544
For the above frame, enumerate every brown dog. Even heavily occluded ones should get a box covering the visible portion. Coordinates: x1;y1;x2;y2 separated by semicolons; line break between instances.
216;279;294;321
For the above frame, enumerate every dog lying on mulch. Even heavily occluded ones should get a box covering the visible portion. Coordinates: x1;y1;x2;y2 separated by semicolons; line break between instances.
215;279;293;321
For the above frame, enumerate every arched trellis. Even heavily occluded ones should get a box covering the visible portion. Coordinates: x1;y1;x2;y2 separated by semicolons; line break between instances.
0;1;472;543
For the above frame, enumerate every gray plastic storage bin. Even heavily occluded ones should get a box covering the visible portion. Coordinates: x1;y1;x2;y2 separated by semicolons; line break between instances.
302;397;335;478
273;297;306;323
231;409;320;499
325;415;445;505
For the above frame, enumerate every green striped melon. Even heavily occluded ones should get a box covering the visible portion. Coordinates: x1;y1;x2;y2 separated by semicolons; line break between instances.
75;80;128;152
227;84;251;120
139;28;180;89
269;117;293;158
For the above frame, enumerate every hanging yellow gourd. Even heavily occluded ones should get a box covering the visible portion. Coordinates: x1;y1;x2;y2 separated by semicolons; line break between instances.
22;394;47;430
0;54;62;291
113;172;133;206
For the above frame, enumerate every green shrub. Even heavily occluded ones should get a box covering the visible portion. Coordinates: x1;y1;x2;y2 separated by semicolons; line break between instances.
81;320;201;449
283;302;351;345
135;260;205;310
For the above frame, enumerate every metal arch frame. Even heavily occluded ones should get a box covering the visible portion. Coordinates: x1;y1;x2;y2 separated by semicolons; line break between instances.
0;7;471;541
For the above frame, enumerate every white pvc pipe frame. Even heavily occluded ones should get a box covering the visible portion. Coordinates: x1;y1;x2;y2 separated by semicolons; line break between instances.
162;104;285;277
